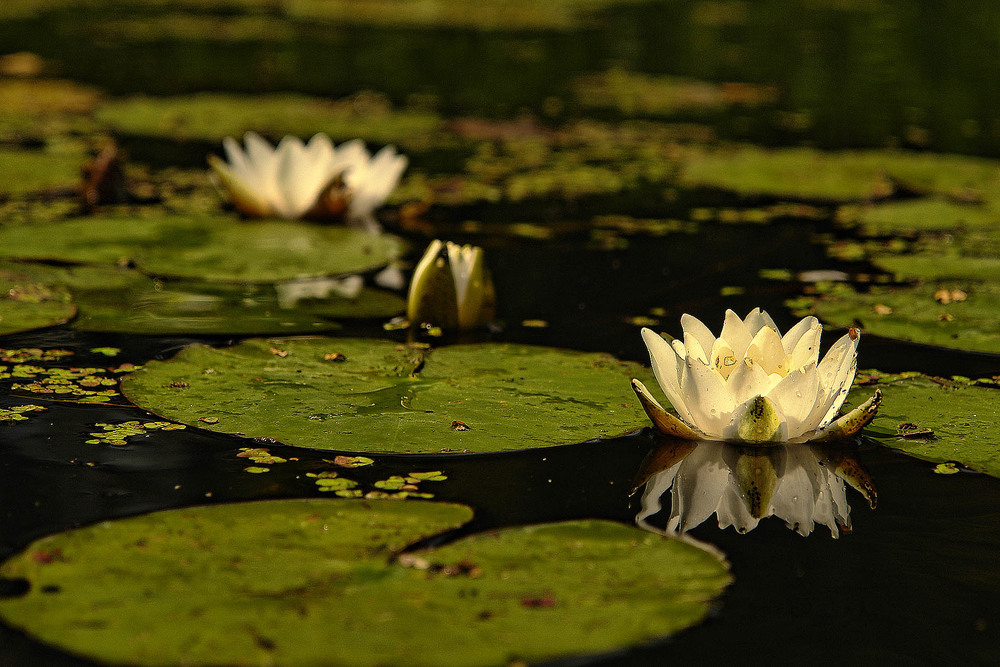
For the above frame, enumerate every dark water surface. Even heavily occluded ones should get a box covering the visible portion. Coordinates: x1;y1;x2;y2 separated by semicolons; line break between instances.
3;1;1000;664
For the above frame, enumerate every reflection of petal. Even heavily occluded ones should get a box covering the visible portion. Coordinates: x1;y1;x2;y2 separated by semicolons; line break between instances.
669;442;731;532
630;434;699;494
636;440;873;538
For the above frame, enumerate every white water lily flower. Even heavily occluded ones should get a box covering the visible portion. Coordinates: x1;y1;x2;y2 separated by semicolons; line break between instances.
635;440;875;538
208;132;407;229
632;308;881;443
407;239;496;331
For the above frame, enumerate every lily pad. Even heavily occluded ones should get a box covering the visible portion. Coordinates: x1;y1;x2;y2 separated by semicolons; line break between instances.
804;282;1000;354
0;262;403;335
121;338;654;454
0;147;85;197
573;69;777;116
0;499;730;666
0;216;405;283
96;93;443;149
836;198;1000;235
848;371;1000;478
0;271;76;335
680;146;1000;201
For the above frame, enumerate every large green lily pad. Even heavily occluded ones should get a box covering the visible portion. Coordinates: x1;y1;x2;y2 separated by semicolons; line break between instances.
804;282;1000;354
0;216;405;283
0;262;403;335
680;146;1000;201
0;499;730;666
848;371;1000;478
121;338;654;453
0;271;76;334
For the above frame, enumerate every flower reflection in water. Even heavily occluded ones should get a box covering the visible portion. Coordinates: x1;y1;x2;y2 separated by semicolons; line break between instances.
633;437;877;538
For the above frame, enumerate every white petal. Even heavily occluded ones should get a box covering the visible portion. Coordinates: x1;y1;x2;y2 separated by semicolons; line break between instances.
816;332;859;427
222;136;251;180
745;325;787;376
679;313;716;358
725;358;771;406
709;337;739;380
765;364;820;438
347;145;407;219
641;328;692;423
743;307;778;337
273;136;316;218
243;132;276;172
681;356;736;438
781;315;819;355
719;309;752;358
683;331;709;365
788;322;822;370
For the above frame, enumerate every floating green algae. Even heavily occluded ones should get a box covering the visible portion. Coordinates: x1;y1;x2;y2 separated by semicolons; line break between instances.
0;499;730;666
0;216;405;283
0;403;46;422
121;338;655;454
0;363;133;404
847;371;1000;478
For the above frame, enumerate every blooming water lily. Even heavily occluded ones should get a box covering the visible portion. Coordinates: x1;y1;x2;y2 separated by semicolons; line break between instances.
407;239;496;331
632;309;881;444
634;439;877;538
208;132;407;230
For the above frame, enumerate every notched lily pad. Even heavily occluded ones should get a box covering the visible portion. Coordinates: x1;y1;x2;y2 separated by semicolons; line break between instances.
847;370;1000;478
0;500;729;666
122;338;654;454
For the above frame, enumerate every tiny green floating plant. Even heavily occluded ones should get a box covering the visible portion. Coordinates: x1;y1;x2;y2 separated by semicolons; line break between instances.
632;308;882;444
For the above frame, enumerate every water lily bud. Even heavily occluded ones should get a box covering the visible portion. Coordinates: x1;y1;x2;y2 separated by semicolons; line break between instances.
407;240;496;331
633;308;881;444
208;132;406;227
